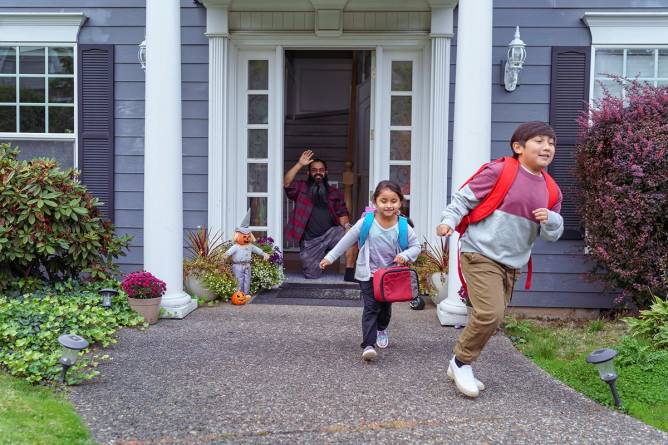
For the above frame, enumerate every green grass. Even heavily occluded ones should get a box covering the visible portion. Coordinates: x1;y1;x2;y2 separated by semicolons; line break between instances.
504;317;668;432
0;373;96;445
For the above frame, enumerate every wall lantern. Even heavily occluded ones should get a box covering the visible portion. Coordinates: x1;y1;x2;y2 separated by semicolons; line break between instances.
502;26;526;92
586;348;622;408
99;288;118;309
58;334;89;384
138;39;146;71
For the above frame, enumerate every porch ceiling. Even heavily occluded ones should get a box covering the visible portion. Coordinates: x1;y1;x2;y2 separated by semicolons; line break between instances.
200;0;457;12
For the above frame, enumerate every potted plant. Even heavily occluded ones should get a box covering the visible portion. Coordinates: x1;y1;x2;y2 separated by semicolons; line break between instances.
183;226;224;301
421;236;449;305
121;271;166;324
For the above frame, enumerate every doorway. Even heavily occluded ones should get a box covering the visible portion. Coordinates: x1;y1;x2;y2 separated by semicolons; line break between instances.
282;50;373;274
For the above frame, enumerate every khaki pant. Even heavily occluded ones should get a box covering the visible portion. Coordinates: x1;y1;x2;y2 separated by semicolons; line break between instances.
453;252;521;363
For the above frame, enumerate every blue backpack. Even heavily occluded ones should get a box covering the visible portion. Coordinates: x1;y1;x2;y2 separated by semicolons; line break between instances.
358;212;409;251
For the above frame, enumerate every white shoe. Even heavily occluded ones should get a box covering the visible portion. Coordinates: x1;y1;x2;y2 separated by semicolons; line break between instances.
376;330;389;349
448;356;479;397
448;362;485;391
362;346;377;361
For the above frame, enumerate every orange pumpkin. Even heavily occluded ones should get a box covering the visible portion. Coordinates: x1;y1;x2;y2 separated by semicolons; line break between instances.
230;290;249;305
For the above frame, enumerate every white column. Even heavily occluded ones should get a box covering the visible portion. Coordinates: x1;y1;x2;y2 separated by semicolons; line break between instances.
437;0;493;326
207;34;228;235
426;6;454;285
144;0;197;318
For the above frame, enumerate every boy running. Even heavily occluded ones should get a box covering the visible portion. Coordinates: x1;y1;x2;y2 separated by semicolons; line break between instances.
437;121;564;397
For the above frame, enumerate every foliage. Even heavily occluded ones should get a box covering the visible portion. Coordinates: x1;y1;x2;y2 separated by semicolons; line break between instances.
185;226;223;259
0;373;95;445
183;235;284;301
575;80;668;308
250;236;285;294
0;144;131;295
421;236;449;273
0;282;145;384
624;294;668;349
120;270;166;300
504;317;668;431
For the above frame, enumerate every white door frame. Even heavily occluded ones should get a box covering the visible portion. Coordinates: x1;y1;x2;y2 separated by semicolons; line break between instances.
225;34;431;249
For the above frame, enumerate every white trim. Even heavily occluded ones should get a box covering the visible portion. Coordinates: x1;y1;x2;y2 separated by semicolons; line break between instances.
0;13;86;43
583;12;668;46
206;35;229;235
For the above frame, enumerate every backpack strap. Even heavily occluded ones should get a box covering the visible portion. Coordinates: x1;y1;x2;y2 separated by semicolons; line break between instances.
398;215;408;251
543;170;560;210
358;211;375;248
455;157;519;235
359;212;409;251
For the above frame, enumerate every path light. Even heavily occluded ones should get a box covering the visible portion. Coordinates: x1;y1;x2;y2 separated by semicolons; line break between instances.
586;348;622;408
58;334;89;383
99;288;118;309
502;26;526;92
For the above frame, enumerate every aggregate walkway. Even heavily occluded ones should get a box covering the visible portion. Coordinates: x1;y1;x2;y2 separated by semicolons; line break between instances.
68;303;668;445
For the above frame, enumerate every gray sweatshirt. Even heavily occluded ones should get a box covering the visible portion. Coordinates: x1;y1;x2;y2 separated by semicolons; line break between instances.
440;162;564;269
324;216;421;282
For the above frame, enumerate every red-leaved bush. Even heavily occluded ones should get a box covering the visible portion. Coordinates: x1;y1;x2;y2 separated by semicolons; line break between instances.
121;271;166;300
576;80;668;309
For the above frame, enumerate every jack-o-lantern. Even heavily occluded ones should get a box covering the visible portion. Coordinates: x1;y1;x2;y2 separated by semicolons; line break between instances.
230;290;249;305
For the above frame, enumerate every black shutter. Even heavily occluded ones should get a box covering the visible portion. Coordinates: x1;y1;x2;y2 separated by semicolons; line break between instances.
78;45;114;221
549;47;590;240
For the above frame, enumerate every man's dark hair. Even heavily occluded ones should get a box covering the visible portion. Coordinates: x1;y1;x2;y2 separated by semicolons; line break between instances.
306;159;330;205
510;121;557;159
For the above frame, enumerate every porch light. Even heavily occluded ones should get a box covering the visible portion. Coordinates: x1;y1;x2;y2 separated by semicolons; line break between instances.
58;334;89;383
99;288;118;309
502;26;526;92
138;39;146;71
586;348;622;408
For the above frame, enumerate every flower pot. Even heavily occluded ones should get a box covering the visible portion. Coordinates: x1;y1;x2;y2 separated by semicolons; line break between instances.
127;296;162;325
185;274;217;301
430;272;448;305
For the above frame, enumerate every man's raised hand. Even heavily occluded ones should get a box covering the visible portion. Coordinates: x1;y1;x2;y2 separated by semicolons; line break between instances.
299;150;315;167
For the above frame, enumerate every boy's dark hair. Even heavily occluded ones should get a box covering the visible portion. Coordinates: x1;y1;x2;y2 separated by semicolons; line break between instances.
510;121;557;159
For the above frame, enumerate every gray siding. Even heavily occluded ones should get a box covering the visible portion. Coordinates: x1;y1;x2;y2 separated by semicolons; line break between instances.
0;1;209;272
447;1;666;307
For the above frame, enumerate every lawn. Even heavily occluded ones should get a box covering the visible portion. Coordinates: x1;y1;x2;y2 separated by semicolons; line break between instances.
504;317;668;432
0;373;96;445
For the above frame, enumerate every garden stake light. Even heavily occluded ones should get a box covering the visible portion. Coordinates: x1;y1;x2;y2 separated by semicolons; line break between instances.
99;288;118;309
586;348;621;408
58;334;89;384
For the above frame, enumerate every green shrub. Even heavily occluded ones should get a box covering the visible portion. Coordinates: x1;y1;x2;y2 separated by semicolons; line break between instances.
624;294;668;349
0;282;144;384
0;145;131;294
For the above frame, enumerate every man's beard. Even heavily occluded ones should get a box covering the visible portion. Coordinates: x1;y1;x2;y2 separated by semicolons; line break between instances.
307;174;329;205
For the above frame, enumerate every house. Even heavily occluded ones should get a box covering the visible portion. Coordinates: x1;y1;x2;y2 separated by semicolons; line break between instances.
1;1;666;321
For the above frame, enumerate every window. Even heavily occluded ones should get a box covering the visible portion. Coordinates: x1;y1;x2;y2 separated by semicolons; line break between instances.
592;48;668;100
0;12;85;169
0;45;76;168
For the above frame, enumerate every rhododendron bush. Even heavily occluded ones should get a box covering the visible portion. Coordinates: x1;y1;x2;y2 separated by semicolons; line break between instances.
576;81;668;308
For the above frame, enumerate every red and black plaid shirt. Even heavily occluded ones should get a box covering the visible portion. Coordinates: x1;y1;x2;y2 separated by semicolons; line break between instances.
285;180;349;243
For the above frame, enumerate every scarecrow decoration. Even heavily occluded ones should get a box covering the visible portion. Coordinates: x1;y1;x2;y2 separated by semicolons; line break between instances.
223;209;270;303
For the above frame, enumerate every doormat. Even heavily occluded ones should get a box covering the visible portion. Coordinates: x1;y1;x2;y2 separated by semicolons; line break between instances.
251;283;361;307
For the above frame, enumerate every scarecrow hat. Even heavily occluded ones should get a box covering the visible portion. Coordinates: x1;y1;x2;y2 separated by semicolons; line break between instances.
235;208;252;234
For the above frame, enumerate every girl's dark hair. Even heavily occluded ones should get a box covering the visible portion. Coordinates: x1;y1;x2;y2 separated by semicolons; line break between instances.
510;121;557;159
372;180;404;202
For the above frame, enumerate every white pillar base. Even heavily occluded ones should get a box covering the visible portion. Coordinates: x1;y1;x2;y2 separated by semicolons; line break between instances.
160;291;198;319
437;297;468;326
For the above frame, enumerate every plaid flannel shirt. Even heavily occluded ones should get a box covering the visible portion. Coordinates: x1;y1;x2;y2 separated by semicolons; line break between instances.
284;180;349;243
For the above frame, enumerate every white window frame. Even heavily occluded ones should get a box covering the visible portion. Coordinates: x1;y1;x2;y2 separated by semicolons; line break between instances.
584;12;668;105
0;13;85;168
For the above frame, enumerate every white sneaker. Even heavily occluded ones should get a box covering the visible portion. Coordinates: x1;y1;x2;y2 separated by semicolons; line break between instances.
362;346;377;361
448;356;480;398
376;330;389;349
448;362;485;391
